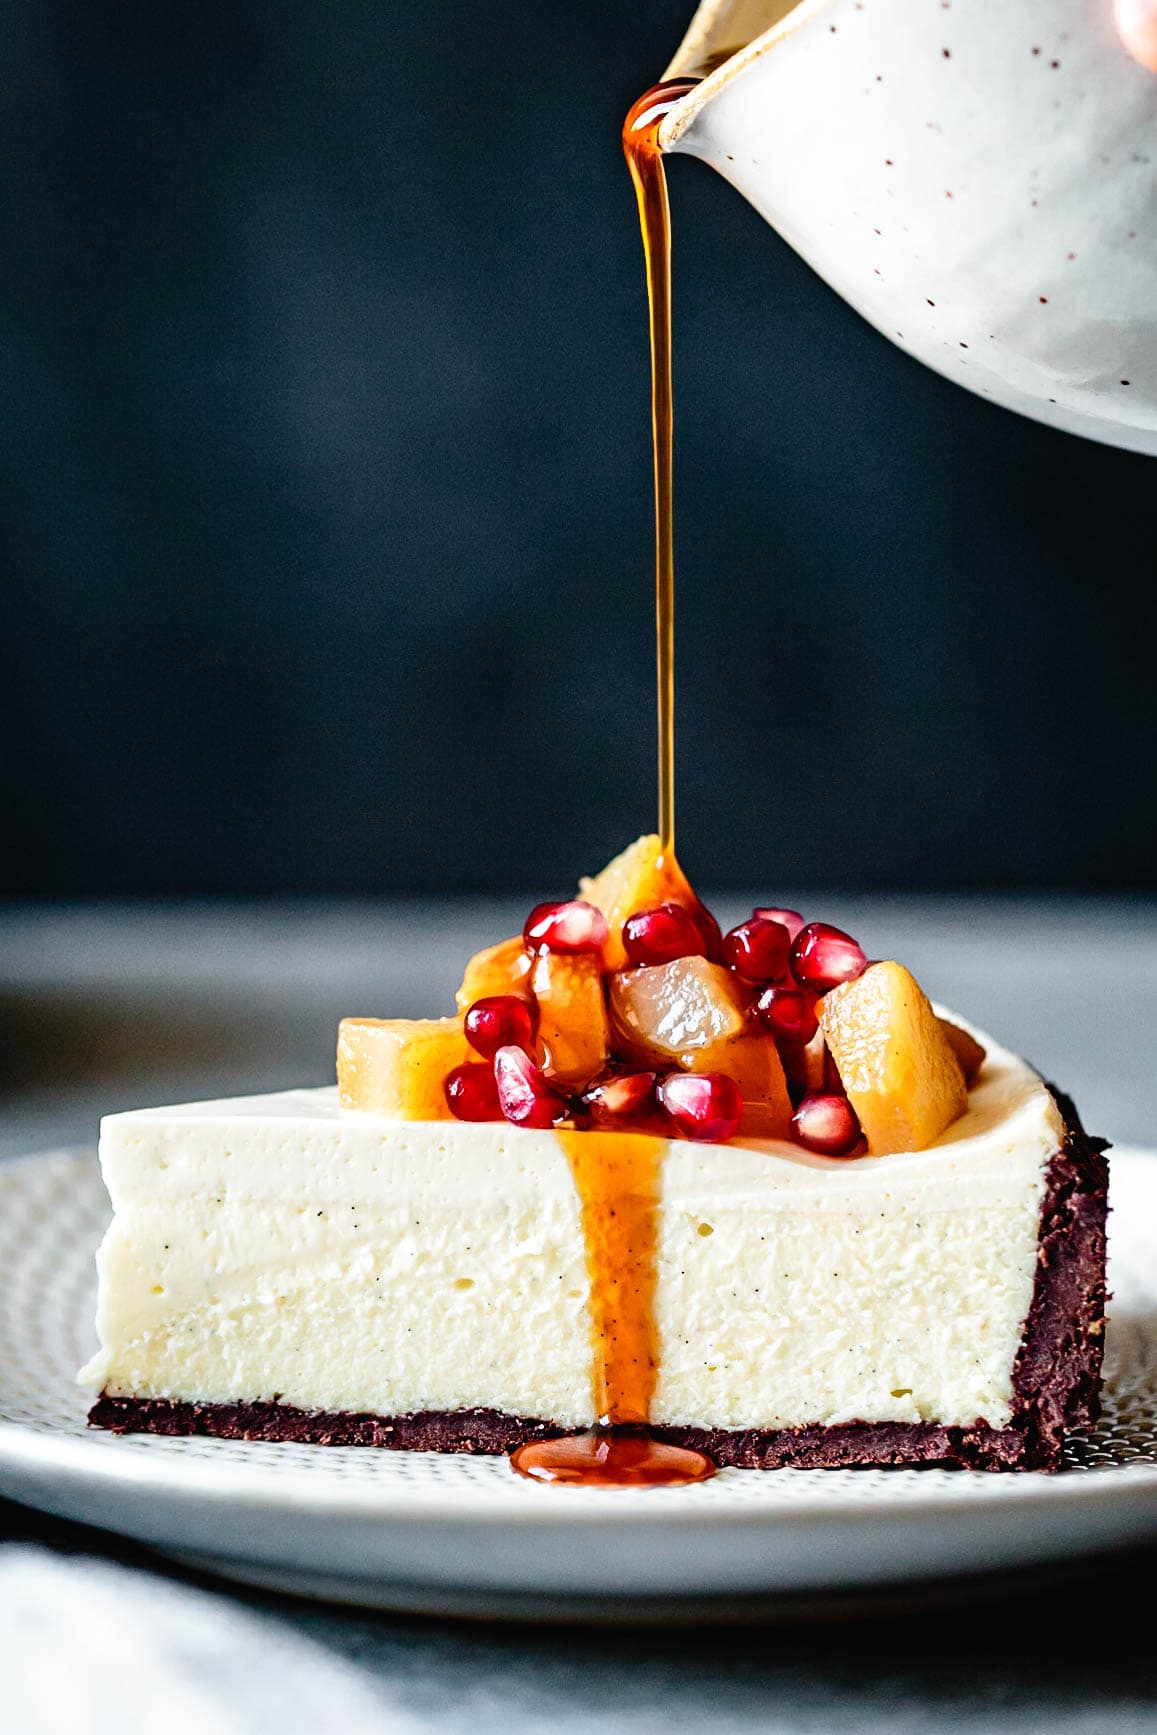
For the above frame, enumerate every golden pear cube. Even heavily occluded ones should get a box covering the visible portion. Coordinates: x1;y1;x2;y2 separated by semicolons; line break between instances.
531;951;610;1088
579;833;703;972
454;935;532;1013
692;1026;793;1140
818;962;968;1153
938;1016;986;1086
608;955;747;1067
337;1017;473;1119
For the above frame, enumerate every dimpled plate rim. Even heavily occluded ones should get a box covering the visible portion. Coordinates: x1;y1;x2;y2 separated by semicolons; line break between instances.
0;1145;1155;1610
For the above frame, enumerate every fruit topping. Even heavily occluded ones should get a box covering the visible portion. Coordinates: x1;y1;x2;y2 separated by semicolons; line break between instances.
690;904;725;964
753;982;819;1047
659;1072;743;1142
691;1027;793;1139
464;994;539;1061
608;954;747;1065
938;1017;986;1087
455;936;532;1013
338;1016;474;1120
781;1027;835;1104
444;1062;503;1121
523;900;608;956
494;1045;568;1129
792;1093;863;1157
818;961;967;1154
622;902;706;967
753;906;805;941
722;915;792;983
413;843;981;1152
581;1071;659;1123
790;922;868;992
579;834;716;969
531;951;611;1087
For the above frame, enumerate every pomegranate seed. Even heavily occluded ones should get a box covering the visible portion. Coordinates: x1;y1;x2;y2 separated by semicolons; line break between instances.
659;1072;743;1142
464;994;538;1060
754;983;819;1045
582;1071;657;1120
753;906;805;941
493;1045;567;1129
790;922;867;992
444;1063;502;1122
622;902;705;967
723;915;792;983
523;899;608;955
792;1093;862;1156
691;903;724;962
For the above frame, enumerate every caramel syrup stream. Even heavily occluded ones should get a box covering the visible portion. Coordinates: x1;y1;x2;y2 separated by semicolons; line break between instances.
511;84;714;1490
623;81;698;853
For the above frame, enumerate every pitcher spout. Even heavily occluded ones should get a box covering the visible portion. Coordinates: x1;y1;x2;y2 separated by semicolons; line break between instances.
653;0;1157;456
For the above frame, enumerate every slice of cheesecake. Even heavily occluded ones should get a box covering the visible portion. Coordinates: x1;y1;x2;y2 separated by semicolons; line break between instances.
84;841;1109;1476
83;1022;1107;1470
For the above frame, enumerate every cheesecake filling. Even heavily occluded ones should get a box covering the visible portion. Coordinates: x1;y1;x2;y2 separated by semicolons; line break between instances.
82;1024;1063;1433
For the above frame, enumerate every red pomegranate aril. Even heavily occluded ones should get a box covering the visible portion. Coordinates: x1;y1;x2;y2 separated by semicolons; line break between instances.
753;906;805;941
691;903;725;963
622;902;705;967
790;922;867;992
754;983;820;1046
444;1062;503;1122
659;1072;743;1143
582;1071;658;1120
722;915;792;983
523;899;608;955
493;1044;567;1129
792;1093;862;1156
464;994;538;1060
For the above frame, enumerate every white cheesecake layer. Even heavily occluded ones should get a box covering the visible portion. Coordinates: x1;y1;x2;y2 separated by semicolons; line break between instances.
81;1023;1064;1431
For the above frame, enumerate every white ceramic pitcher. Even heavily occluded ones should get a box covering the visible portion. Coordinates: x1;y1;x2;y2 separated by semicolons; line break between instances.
659;0;1157;454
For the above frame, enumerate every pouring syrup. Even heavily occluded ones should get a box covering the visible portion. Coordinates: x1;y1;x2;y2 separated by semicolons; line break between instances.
510;84;714;1490
624;80;699;854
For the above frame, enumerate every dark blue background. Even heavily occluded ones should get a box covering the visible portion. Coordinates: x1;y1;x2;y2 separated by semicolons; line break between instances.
2;0;1154;897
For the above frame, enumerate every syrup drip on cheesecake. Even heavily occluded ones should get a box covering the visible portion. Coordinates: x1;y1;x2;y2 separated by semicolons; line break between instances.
556;1129;663;1428
512;1128;713;1486
511;83;714;1490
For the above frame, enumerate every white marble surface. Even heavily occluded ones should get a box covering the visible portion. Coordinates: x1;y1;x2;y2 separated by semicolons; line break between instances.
1;897;1155;1733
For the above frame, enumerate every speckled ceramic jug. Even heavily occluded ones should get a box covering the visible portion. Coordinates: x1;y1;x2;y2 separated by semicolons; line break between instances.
660;0;1157;454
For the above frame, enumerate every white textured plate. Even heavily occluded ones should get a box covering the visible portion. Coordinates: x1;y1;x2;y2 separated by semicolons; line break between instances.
2;1146;1156;1619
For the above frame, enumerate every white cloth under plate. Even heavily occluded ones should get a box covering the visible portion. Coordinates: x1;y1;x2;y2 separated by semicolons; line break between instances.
0;1547;423;1735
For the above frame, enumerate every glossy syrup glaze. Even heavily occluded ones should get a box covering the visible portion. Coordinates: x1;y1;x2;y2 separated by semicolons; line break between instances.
511;1129;714;1486
623;80;699;853
512;84;715;1488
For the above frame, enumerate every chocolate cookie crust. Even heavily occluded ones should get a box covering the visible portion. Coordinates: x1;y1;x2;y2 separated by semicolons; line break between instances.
89;1090;1109;1473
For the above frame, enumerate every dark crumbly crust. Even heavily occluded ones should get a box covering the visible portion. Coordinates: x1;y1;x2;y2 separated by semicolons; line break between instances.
89;1088;1109;1471
1006;1085;1109;1467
